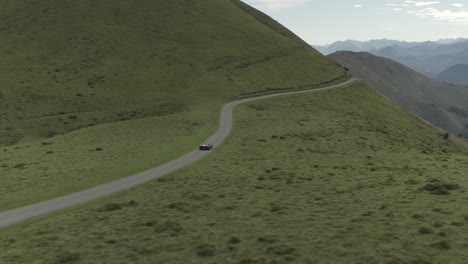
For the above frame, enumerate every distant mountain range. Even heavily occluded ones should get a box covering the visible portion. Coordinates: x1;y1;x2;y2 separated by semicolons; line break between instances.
314;39;420;54
314;38;468;78
314;38;468;55
435;64;468;86
329;51;468;138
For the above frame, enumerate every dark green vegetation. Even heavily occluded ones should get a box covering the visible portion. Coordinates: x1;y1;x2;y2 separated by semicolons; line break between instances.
436;64;468;86
329;51;468;138
2;83;468;263
0;0;346;210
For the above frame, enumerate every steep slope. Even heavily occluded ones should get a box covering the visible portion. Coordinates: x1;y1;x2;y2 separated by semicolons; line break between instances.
0;0;346;146
2;82;468;263
0;0;347;209
436;64;468;86
329;51;468;137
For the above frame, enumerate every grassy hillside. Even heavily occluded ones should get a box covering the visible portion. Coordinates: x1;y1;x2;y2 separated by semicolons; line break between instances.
2;82;468;263
436;64;468;86
0;0;346;145
0;0;346;209
329;51;468;138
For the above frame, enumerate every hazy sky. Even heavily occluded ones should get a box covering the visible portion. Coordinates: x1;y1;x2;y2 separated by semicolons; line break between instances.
241;0;468;45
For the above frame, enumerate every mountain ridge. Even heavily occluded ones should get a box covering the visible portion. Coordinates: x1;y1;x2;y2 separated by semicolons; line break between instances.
435;64;468;86
329;51;468;138
315;38;468;77
314;38;468;55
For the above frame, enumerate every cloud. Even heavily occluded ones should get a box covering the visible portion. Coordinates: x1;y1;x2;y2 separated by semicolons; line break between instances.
241;0;315;11
354;4;364;8
414;7;468;22
384;3;406;11
452;3;464;8
405;1;440;7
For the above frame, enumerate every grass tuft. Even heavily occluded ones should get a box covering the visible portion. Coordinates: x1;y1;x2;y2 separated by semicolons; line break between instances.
55;252;80;264
430;240;451;250
422;182;460;195
195;244;216;257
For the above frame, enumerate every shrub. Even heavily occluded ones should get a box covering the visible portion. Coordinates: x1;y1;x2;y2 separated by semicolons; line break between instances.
418;226;434;234
144;220;157;227
450;221;463;227
430;240;450;250
228;236;241;244
196;244;216;257
422;183;459;195
266;245;295;255
98;203;122;212
257;236;278;243
55;252;80;263
13;163;27;169
154;221;183;236
383;256;404;264
443;133;449;140
270;204;284;212
240;257;268;264
97;200;138;212
127;200;138;207
405;179;419;185
47;131;58;138
167;201;190;212
410;258;432;264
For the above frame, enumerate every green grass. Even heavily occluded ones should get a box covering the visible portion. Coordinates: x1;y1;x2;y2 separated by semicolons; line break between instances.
0;112;217;210
0;0;345;145
0;0;346;209
2;82;468;263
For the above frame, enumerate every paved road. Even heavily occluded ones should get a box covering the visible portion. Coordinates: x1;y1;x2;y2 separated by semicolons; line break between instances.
0;78;356;228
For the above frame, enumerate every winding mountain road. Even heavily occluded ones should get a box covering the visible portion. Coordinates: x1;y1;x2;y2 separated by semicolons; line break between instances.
0;78;356;228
